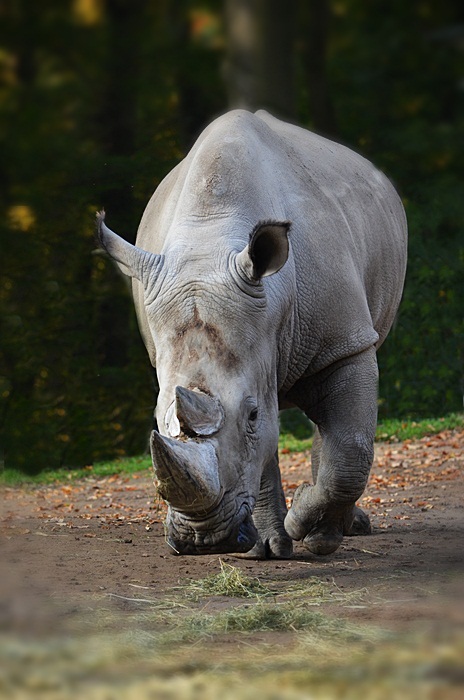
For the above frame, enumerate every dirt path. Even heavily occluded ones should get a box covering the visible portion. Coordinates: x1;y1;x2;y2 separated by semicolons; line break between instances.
2;429;463;634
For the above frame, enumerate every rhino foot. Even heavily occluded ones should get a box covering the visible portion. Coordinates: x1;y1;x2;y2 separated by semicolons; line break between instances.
234;527;293;559
285;483;363;556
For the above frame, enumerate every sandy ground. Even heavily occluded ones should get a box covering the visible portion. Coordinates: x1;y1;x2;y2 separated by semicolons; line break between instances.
1;429;463;698
2;429;463;632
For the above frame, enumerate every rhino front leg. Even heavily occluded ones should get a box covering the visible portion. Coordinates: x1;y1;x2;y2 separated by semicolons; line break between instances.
236;452;293;559
310;425;322;483
285;347;378;555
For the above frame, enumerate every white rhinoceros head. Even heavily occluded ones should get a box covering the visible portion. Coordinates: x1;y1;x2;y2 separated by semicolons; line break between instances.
96;211;290;554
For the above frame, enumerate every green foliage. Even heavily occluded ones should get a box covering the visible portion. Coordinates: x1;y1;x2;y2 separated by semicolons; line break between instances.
1;1;463;473
279;408;314;452
378;215;463;418
326;1;464;418
0;2;225;473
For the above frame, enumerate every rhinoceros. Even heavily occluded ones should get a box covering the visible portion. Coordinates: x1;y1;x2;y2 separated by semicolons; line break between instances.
96;109;407;558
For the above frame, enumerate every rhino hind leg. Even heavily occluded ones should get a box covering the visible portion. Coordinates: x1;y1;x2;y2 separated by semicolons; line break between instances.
284;347;378;556
235;453;293;559
346;504;372;536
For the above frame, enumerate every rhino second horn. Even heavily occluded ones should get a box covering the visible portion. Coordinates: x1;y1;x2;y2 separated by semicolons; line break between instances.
150;430;222;514
175;386;225;437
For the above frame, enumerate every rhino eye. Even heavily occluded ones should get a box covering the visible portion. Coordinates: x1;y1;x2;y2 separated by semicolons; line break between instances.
244;399;259;433
248;407;258;423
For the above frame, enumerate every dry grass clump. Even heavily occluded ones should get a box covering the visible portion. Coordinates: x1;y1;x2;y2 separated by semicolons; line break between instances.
181;563;363;607
181;559;274;600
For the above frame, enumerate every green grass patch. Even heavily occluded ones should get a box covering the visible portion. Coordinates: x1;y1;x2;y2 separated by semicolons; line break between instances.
278;432;313;453
165;602;374;642
278;409;464;452
0;455;152;487
375;412;464;442
2;412;462;485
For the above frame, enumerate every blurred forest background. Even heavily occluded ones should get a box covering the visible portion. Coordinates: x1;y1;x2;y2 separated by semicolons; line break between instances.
0;0;463;473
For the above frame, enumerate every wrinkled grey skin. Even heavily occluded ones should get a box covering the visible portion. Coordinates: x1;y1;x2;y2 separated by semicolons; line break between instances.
96;110;407;558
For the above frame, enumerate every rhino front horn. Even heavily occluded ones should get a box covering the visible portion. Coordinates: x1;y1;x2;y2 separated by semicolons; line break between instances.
175;386;225;437
150;430;222;514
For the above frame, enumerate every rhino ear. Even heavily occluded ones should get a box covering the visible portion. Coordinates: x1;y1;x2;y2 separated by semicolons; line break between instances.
95;210;161;285
237;221;291;281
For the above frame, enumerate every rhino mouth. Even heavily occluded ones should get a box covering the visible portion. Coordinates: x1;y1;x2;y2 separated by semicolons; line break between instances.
165;500;258;556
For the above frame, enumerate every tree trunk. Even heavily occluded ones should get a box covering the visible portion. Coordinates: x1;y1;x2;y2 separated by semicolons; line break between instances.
223;0;296;121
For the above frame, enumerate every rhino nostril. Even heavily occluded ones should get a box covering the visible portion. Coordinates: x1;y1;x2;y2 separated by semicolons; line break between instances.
237;525;249;544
